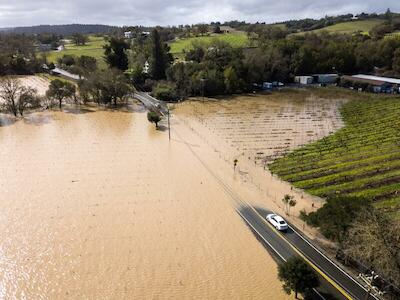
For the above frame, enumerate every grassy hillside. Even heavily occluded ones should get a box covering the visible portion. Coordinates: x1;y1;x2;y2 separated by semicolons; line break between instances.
169;32;250;58
269;90;400;218
298;19;384;35
46;36;107;69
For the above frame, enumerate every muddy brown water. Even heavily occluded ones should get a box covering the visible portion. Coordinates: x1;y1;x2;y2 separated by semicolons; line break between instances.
0;105;292;299
0;91;345;299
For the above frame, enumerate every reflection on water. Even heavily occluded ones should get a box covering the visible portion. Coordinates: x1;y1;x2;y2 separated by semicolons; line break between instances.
0;108;291;299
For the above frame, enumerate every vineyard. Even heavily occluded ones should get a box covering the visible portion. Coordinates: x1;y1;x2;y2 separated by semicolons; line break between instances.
269;92;400;218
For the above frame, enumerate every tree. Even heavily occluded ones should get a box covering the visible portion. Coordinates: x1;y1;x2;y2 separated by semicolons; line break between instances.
0;77;38;116
77;69;131;106
223;66;240;94
76;55;97;73
57;54;76;67
152;81;178;101
149;29;170;80
233;159;238;171
288;197;297;216
303;197;371;242
0;77;22;117
103;38;129;70
393;48;400;75
71;33;88;46
147;111;162;128
282;194;295;215
197;24;209;36
46;79;76;109
17;87;38;116
343;208;400;284
278;257;319;299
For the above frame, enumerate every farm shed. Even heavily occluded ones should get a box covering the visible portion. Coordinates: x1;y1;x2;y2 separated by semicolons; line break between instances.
341;75;400;93
313;74;339;84
295;76;314;85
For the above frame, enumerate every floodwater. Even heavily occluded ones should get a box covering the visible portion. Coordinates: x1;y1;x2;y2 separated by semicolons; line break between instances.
0;90;345;299
0;104;291;299
173;91;347;236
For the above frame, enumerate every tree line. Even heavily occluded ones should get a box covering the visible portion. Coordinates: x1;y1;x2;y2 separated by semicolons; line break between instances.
131;30;400;100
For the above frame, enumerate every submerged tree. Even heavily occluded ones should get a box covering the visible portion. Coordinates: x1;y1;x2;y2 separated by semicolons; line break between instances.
78;69;131;106
0;77;38;117
147;111;162;128
46;79;76;109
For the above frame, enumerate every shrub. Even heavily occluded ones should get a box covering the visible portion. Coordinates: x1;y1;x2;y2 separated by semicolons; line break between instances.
152;81;178;101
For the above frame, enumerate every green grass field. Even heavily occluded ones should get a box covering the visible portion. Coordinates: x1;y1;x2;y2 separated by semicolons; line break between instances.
296;19;384;35
46;36;107;69
269;89;400;218
169;32;250;57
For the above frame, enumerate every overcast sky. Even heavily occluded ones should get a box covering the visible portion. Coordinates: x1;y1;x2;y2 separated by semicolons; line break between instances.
0;0;399;28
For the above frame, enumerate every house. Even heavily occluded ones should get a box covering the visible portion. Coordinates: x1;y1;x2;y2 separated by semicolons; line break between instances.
124;31;134;39
219;26;233;33
295;76;314;85
341;74;400;93
143;61;150;74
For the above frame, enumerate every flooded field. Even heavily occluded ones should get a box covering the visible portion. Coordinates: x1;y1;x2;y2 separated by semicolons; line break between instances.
173;90;347;234
175;92;346;164
0;89;346;299
0;104;291;299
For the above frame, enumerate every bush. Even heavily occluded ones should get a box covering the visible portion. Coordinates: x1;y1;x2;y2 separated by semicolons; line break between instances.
304;196;371;242
152;81;178;101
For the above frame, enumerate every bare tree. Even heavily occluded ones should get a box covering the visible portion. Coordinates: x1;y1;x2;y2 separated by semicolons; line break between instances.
18;87;38;116
0;77;21;117
0;77;38;117
343;208;400;284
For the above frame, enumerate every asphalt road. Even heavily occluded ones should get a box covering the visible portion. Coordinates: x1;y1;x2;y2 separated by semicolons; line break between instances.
238;205;375;300
134;91;168;115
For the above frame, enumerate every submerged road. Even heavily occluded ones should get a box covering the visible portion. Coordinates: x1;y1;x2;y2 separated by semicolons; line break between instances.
134;91;168;115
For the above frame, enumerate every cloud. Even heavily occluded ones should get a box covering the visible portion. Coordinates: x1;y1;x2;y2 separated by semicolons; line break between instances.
0;0;399;27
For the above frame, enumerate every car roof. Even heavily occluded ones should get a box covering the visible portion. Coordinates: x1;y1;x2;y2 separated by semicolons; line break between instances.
274;215;286;223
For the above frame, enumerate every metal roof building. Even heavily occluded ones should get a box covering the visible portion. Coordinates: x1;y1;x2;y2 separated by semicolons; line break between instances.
351;75;400;85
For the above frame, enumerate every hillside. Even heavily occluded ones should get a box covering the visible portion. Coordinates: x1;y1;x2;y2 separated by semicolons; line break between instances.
169;31;250;58
2;24;117;35
269;90;400;219
298;19;384;35
46;35;107;69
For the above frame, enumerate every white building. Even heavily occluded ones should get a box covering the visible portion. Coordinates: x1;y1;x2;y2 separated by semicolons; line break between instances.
124;31;134;39
143;61;150;74
295;76;314;85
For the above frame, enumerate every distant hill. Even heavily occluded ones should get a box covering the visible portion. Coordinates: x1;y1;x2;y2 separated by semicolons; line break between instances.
295;19;384;35
1;24;118;36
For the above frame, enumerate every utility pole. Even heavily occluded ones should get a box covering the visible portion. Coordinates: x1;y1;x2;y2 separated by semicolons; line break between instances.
201;78;206;102
167;106;171;141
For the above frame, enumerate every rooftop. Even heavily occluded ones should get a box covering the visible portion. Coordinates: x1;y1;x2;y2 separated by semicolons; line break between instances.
352;74;400;85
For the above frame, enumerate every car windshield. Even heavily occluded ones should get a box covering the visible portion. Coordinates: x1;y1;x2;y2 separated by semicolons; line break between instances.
279;221;286;225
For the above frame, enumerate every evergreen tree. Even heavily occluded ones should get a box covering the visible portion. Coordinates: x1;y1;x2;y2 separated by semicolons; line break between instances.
103;38;129;71
149;29;169;80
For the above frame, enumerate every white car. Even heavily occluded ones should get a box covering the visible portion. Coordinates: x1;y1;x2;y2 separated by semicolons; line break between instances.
266;214;288;231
